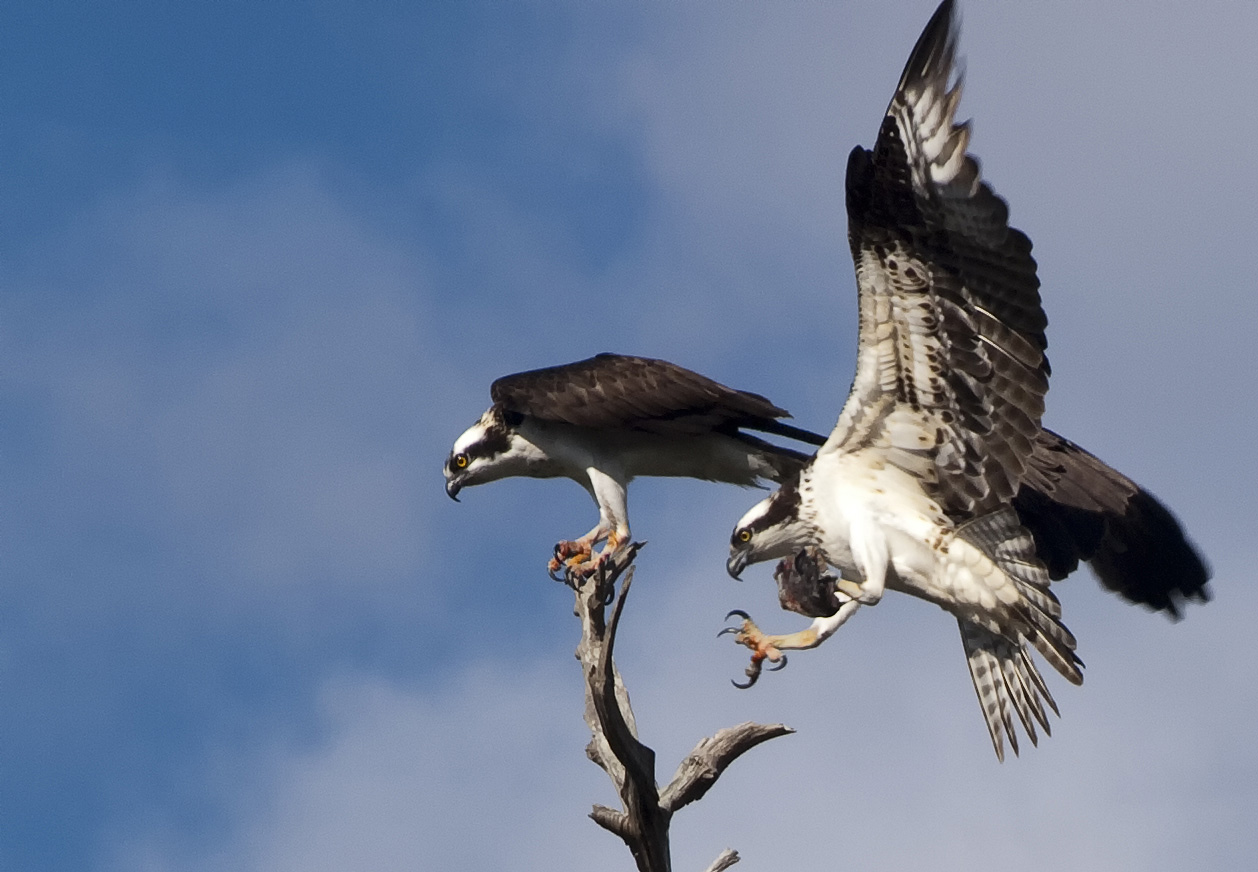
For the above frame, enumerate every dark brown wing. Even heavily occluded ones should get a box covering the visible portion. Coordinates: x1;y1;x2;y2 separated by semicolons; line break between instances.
827;0;1047;518
1016;429;1211;618
490;353;825;444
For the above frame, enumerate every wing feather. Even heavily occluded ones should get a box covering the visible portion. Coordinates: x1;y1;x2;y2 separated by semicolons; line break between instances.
1016;429;1211;616
490;353;824;445
824;0;1048;517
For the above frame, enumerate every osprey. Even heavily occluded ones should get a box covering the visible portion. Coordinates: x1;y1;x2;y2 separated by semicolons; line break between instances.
723;0;1209;760
444;353;825;578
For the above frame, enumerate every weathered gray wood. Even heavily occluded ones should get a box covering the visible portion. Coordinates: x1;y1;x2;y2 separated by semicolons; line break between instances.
570;544;792;871
660;721;795;813
704;849;741;872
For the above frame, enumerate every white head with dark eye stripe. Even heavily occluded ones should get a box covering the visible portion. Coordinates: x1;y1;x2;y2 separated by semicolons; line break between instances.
727;482;814;578
443;406;526;500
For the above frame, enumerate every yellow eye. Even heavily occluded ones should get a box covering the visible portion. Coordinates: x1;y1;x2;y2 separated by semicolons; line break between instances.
454;454;469;469
738;530;751;543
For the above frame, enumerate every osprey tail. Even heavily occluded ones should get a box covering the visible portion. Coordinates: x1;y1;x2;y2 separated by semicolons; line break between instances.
959;619;1058;762
956;507;1084;760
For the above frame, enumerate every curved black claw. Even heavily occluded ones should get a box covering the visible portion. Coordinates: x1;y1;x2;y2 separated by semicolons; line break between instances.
731;660;763;690
721;609;786;688
547;543;564;582
564;565;591;590
719;609;752;638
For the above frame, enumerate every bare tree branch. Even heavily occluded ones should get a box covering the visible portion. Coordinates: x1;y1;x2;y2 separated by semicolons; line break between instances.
660;721;795;813
569;544;793;871
704;849;741;872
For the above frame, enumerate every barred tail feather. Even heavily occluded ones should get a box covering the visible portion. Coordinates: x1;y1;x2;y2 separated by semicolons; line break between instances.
960;619;1060;762
956;507;1085;758
1007;646;1055;733
1017;602;1083;687
959;507;1084;686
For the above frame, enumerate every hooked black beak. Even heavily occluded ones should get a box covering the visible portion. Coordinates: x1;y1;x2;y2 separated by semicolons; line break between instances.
727;549;748;579
445;478;462;502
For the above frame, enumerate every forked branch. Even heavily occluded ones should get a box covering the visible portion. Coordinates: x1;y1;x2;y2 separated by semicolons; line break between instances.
571;544;793;872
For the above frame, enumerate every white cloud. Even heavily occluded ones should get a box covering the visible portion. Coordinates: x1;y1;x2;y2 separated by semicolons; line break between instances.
108;534;1256;871
107;663;608;872
5;165;458;600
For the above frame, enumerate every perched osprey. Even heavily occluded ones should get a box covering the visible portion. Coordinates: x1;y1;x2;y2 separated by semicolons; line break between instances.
723;0;1209;760
444;353;825;578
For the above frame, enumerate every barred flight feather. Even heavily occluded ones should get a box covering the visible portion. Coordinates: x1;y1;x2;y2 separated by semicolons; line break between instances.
960;619;1061;761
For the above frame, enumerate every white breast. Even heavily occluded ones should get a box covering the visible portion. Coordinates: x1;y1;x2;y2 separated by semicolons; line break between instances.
807;450;948;593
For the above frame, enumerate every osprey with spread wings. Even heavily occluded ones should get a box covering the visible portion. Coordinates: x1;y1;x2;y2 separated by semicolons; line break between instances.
723;0;1209;759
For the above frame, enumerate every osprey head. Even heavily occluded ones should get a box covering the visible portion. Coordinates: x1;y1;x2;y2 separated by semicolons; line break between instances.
444;405;524;500
727;482;812;578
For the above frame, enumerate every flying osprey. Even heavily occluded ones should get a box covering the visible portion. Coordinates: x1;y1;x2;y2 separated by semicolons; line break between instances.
444;353;825;579
723;0;1209;760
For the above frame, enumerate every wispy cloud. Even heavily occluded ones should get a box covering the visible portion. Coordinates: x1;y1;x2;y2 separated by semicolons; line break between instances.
105;535;1258;871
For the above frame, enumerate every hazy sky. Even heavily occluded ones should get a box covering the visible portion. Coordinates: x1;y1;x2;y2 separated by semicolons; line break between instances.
4;2;1256;870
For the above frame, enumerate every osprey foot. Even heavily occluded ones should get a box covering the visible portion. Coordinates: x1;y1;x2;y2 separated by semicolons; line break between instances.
548;539;594;583
549;533;630;587
719;610;788;689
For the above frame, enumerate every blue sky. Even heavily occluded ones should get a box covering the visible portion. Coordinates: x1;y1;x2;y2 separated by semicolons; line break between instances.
3;2;1256;869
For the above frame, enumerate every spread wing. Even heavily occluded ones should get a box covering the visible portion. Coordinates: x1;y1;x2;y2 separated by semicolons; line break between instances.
822;0;1047;518
1016;429;1211;617
491;353;823;443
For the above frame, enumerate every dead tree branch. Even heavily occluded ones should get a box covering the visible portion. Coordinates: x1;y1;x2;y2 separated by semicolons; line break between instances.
703;849;741;872
571;544;794;872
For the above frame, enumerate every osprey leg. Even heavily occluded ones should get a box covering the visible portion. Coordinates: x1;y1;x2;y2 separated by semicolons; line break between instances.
722;600;862;688
550;467;633;581
845;515;889;605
